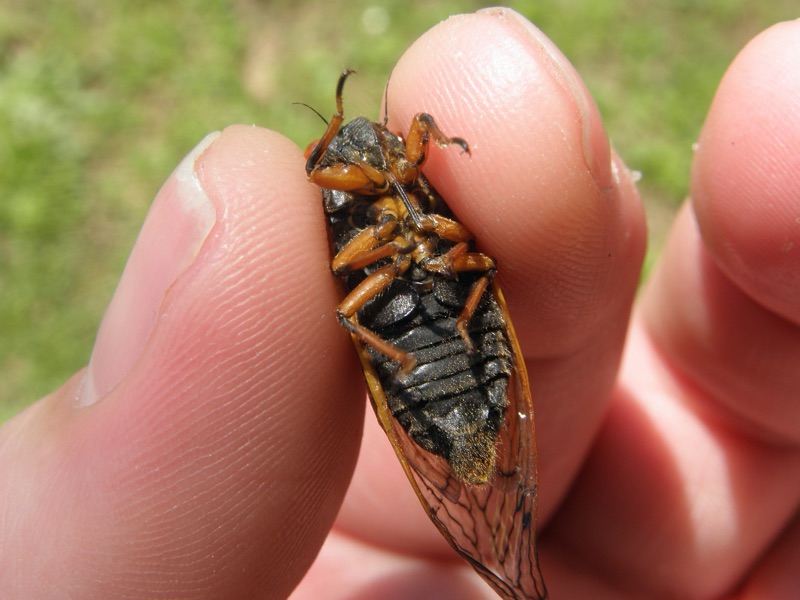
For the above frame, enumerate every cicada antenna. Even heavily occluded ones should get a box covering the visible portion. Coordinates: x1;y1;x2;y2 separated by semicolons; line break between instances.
381;70;393;126
292;102;328;125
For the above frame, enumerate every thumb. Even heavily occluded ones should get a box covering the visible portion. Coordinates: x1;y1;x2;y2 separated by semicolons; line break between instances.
0;126;364;598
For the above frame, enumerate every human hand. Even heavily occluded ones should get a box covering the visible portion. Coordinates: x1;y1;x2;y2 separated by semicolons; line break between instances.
2;9;798;599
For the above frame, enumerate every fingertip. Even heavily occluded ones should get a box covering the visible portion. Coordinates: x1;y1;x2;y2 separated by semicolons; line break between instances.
388;8;612;238
387;10;645;355
692;20;800;323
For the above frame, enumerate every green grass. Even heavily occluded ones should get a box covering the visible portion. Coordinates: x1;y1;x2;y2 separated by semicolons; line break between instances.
1;0;796;420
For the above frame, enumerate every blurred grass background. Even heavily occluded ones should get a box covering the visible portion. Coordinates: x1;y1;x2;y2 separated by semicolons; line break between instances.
1;1;796;420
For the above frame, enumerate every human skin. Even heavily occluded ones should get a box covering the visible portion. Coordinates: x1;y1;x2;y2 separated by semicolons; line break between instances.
1;9;798;599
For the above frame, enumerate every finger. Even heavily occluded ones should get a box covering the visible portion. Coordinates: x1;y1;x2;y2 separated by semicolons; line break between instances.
0;126;364;597
739;511;800;599
333;7;646;558
548;21;800;598
692;21;800;327
656;22;800;466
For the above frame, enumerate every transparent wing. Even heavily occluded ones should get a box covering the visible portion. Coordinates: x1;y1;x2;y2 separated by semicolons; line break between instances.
355;283;547;600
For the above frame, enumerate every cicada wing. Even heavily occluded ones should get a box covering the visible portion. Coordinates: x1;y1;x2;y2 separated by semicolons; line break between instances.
353;283;547;600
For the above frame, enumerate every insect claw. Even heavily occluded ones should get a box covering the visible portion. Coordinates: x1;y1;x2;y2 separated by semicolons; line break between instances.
452;137;471;156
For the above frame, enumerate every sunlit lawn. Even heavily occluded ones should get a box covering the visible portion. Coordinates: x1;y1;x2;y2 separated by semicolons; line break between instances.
1;0;796;419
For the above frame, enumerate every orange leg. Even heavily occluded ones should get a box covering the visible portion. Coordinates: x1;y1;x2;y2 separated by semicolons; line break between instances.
390;113;470;192
336;264;416;372
308;163;376;192
335;237;412;274
454;269;495;353
421;214;474;242
404;113;470;167
330;208;417;274
423;245;496;353
305;71;399;195
452;253;496;353
305;69;353;175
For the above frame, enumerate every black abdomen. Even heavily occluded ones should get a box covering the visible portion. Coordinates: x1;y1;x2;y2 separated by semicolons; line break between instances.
359;275;512;480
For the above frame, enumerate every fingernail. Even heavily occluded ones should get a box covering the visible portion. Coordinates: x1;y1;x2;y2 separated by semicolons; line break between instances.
480;8;613;191
77;133;220;407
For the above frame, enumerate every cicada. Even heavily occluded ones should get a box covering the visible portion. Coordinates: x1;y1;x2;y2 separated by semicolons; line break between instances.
304;69;547;600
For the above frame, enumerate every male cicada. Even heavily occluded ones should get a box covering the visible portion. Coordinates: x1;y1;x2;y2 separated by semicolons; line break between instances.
304;70;547;600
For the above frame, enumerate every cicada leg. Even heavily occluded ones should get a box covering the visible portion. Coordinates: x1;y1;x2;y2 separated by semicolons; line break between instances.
423;242;497;353
304;69;353;175
330;212;407;274
307;161;385;193
404;113;470;167
305;69;395;196
333;237;411;274
391;114;470;230
336;263;416;372
455;276;496;353
419;213;474;241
